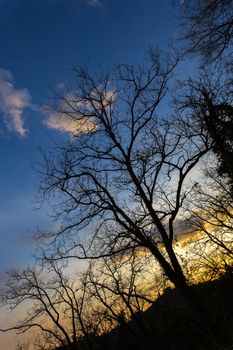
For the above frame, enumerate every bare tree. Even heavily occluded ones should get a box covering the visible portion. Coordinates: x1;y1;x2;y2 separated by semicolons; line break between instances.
81;252;159;349
86;252;156;330
183;163;233;280
0;250;163;349
0;261;93;350
177;0;233;63
172;69;233;274
37;50;212;304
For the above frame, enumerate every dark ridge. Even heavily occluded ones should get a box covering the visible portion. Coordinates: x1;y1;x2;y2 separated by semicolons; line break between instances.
55;273;233;350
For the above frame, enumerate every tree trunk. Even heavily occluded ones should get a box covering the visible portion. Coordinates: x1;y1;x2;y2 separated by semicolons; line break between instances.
147;241;219;349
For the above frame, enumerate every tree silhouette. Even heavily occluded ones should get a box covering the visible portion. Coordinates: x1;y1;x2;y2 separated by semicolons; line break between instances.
0;251;162;349
85;252;156;329
36;50;212;304
183;163;233;281
175;69;233;191
177;0;233;63
176;0;233;190
0;261;93;350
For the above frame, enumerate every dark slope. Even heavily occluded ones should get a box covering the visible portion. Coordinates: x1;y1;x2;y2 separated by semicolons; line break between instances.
56;275;233;350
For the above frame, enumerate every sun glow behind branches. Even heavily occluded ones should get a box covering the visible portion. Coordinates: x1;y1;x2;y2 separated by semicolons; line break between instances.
1;215;233;349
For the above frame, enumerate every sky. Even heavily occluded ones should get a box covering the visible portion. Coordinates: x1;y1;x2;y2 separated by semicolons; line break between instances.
0;0;180;348
0;0;177;274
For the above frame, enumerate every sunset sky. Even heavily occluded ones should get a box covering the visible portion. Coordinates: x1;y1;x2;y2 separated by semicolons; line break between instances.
0;0;178;276
0;1;181;348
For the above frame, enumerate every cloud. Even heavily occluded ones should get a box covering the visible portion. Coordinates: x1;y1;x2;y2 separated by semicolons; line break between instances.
0;69;31;137
45;111;96;135
44;89;116;136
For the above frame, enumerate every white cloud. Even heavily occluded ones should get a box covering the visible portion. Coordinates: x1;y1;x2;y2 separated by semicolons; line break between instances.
44;89;116;136
0;69;31;137
45;111;96;135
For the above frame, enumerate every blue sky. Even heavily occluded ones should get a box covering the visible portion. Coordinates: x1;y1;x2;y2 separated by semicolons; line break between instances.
0;1;198;348
0;0;177;274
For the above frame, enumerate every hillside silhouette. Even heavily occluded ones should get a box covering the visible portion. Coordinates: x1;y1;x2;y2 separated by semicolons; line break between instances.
55;272;233;350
